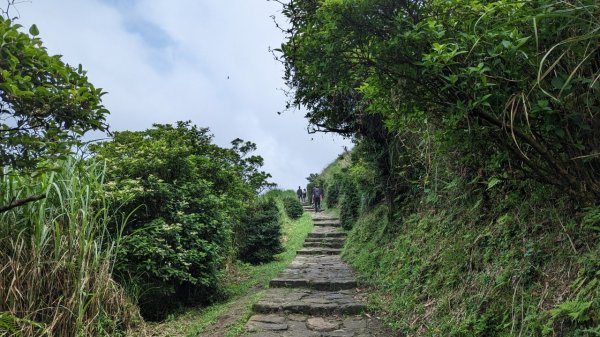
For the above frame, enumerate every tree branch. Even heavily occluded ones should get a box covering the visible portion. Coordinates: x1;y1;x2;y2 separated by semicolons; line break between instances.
0;194;46;213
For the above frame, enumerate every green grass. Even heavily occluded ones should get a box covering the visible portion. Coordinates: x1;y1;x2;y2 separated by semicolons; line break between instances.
138;195;314;336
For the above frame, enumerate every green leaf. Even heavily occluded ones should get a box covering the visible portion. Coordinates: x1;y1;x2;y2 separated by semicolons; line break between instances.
487;177;501;190
29;24;39;36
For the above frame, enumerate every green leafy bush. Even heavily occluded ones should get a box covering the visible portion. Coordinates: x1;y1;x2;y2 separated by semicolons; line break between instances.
282;196;304;219
92;122;272;320
235;198;283;264
339;178;359;230
325;173;342;208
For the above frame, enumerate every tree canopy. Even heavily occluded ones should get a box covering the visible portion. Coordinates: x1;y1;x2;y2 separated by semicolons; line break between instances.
0;17;108;170
278;0;600;203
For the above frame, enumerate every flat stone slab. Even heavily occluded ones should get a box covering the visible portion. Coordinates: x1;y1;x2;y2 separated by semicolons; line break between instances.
297;248;342;255
307;317;340;332
308;226;345;238
253;288;364;315
313;221;341;227
270;255;356;290
246;314;289;332
305;237;345;243
313;217;340;222
311;213;338;221
303;241;344;249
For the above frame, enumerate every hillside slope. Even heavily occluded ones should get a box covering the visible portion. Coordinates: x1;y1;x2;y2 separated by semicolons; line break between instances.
313;152;599;336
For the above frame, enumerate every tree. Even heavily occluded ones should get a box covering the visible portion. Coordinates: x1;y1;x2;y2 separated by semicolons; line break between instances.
277;0;600;203
0;17;108;170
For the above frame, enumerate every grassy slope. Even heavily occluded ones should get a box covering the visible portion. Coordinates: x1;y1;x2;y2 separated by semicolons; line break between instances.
344;183;599;336
136;191;314;336
314;154;600;336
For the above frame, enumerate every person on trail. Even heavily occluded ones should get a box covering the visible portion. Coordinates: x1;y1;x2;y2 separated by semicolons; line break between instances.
296;186;303;201
302;188;307;203
312;186;322;212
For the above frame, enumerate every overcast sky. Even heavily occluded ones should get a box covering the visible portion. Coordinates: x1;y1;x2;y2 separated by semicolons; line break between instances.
15;0;352;190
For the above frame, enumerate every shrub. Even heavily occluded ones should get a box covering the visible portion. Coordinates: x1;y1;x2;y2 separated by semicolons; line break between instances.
92;122;272;320
340;178;360;230
235;198;283;264
325;172;343;208
283;196;304;219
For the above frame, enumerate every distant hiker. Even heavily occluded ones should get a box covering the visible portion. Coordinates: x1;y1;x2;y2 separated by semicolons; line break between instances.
312;186;322;212
296;186;303;201
302;188;307;202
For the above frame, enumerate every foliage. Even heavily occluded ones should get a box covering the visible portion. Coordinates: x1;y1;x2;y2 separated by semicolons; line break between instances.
0;17;108;171
0;159;139;337
278;1;600;332
236;197;283;264
325;174;341;208
339;174;359;230
282;195;304;219
277;0;600;204
313;151;600;336
130;190;314;337
91;121;273;320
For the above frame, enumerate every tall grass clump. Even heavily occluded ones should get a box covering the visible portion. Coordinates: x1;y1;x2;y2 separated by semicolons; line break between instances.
0;158;139;337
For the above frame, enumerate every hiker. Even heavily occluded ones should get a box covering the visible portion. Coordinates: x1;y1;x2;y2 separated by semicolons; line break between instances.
296;186;303;201
302;188;307;203
312;186;322;212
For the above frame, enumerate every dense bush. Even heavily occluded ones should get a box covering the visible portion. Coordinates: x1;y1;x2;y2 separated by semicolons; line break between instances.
339;177;359;230
325;173;342;208
92;122;272;320
279;0;600;204
282;196;304;219
235;198;283;264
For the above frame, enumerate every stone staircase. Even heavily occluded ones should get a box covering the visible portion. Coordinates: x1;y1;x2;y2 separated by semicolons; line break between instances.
243;204;381;337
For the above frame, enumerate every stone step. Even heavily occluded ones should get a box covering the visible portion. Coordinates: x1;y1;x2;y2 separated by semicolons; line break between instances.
307;232;345;238
252;288;364;316
297;248;342;255
309;226;344;235
270;255;357;291
313;217;340;221
244;313;374;337
304;237;345;243
313;221;341;227
269;278;356;291
303;241;344;249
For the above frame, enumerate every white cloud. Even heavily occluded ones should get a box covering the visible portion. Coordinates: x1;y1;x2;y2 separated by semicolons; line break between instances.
16;0;353;190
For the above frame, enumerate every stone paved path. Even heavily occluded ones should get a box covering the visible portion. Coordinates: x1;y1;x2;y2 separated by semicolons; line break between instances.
243;205;388;337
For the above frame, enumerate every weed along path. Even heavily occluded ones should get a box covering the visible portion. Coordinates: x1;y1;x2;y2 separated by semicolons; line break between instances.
242;204;388;337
